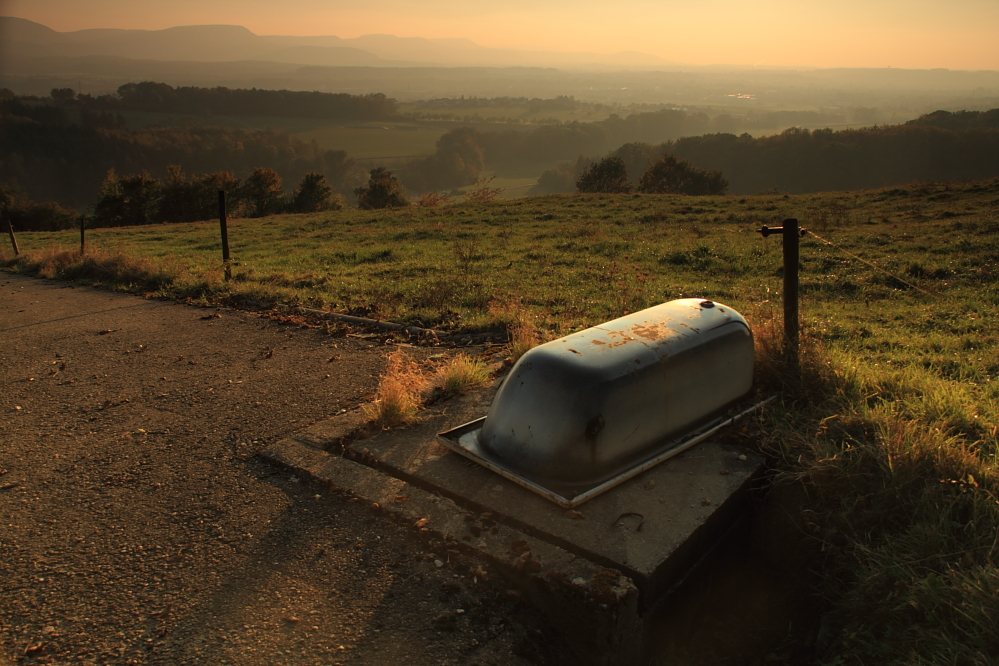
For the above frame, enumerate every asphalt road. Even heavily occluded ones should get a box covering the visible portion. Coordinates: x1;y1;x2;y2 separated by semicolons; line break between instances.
0;273;544;666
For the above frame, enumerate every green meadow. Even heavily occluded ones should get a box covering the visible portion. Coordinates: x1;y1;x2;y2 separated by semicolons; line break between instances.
4;180;999;663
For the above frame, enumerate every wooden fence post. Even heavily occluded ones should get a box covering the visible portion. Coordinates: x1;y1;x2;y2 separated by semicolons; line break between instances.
219;190;231;281
6;218;18;256
758;218;802;368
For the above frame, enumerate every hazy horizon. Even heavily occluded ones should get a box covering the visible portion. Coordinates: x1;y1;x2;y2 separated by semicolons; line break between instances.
4;0;999;71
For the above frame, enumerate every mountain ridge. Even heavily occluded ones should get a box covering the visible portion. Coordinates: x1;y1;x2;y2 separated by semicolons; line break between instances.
0;16;676;70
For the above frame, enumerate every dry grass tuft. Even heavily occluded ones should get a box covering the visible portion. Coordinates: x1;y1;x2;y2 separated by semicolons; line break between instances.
5;246;183;293
437;354;490;398
364;350;428;428
415;191;452;208
489;297;541;361
462;176;503;204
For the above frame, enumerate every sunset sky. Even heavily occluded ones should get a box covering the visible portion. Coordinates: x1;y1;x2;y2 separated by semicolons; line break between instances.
4;0;998;70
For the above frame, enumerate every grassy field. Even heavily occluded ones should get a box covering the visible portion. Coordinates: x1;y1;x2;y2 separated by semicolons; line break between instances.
4;180;999;663
397;101;619;124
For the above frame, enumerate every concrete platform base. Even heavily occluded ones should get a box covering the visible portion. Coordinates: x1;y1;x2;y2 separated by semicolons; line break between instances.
263;384;765;666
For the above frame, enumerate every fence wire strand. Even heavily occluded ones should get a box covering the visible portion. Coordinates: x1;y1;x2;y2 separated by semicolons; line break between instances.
805;229;940;300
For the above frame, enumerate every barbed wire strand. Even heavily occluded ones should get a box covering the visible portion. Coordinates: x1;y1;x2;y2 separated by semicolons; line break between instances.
804;229;940;300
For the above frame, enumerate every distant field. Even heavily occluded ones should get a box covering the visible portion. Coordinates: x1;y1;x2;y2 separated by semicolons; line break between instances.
4;180;999;663
397;102;617;124
118;111;450;158
294;123;447;159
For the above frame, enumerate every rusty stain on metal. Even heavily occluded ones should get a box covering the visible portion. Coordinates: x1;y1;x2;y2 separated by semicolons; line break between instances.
627;323;673;340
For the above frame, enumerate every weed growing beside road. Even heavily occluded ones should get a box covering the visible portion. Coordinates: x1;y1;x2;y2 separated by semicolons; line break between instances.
364;350;427;428
437;355;491;399
3;179;999;662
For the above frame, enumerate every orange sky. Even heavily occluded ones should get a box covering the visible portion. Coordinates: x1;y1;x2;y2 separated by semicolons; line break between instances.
5;0;999;70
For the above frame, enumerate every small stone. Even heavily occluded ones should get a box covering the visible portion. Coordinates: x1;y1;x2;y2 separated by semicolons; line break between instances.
572;577;587;586
455;608;465;615
433;611;456;631
434;559;444;568
738;454;747;461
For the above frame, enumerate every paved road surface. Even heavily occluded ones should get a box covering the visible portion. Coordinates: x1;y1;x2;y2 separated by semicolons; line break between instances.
0;273;545;666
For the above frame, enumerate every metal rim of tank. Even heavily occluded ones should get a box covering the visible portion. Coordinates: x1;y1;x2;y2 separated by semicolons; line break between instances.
437;396;775;508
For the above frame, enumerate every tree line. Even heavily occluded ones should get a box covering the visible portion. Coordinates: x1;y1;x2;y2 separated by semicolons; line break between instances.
92;166;345;228
395;108;713;192
575;155;727;195
0;90;367;208
47;81;398;121
531;109;999;195
0;166;347;232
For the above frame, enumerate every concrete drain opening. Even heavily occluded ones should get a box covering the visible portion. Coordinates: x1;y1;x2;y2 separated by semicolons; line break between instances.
266;298;798;666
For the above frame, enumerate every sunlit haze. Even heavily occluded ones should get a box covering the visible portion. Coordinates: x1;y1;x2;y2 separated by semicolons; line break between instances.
5;0;999;70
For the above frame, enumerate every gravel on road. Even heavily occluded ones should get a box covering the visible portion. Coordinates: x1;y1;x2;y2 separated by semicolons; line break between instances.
0;274;552;666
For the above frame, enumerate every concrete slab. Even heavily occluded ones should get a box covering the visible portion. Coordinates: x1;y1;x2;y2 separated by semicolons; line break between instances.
265;429;643;666
262;383;766;665
350;386;765;603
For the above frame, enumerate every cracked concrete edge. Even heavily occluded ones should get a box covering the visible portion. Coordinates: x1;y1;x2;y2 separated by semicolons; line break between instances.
262;432;644;666
284;408;372;451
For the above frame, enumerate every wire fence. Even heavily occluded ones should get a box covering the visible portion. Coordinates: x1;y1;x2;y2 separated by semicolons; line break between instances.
805;228;940;299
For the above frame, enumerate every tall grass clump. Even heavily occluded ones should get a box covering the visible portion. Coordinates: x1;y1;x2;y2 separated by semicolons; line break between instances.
763;334;999;664
363;350;428;428
4;246;182;293
437;354;491;398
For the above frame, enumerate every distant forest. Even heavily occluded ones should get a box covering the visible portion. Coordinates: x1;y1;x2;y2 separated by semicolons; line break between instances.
2;82;999;214
105;82;398;120
0;87;368;207
528;109;999;195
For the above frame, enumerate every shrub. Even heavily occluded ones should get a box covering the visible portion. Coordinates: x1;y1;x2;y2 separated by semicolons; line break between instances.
463;176;503;204
638;155;728;195
416;191;452;208
354;167;409;209
0;186;78;231
293;172;343;213
93;169;161;227
576;156;631;193
243;167;286;217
